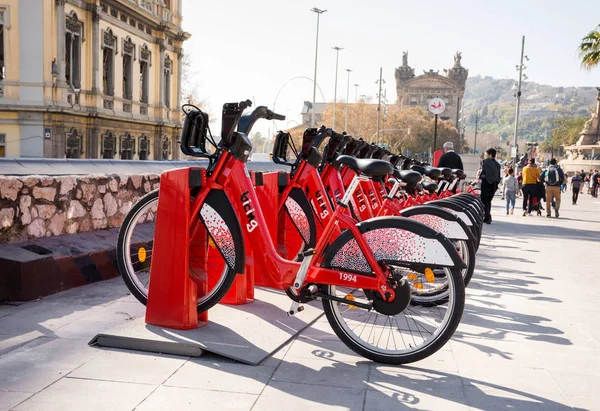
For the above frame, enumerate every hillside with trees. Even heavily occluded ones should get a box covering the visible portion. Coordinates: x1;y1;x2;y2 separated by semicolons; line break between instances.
462;76;595;154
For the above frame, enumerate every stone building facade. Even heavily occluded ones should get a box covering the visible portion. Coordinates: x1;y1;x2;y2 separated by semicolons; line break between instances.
0;0;190;160
395;52;468;125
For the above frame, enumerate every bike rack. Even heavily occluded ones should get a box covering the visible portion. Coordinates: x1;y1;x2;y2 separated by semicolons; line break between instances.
146;167;208;330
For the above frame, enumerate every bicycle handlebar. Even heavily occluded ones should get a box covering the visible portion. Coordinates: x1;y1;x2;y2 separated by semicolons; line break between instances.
237;106;286;135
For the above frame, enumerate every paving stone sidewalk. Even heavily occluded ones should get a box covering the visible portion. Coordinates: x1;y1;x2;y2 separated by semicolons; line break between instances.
1;190;599;410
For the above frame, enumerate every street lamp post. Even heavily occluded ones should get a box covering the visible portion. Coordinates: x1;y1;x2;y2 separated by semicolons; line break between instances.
345;69;353;131
473;110;479;155
375;67;385;144
332;46;343;130
354;84;360;102
310;7;327;127
513;35;527;171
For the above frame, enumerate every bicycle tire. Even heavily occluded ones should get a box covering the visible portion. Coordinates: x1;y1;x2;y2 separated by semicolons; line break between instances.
116;189;242;313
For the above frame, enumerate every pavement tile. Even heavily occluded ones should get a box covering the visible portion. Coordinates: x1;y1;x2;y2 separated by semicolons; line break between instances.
164;359;276;394
49;319;133;340
450;337;542;367
282;335;367;363
69;349;188;385
1;337;100;366
135;385;257;411
547;370;600;399
368;365;465;400
463;385;572;411
457;363;560;396
0;331;44;355
536;352;600;376
364;387;469;411
271;357;369;390
565;395;599;411
257;339;293;367
12;377;155;411
0;361;74;392
0;304;22;319
252;381;364;411
0;303;99;336
0;391;33;411
82;301;147;322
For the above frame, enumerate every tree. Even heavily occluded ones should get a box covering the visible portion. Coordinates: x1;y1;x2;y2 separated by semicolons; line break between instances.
180;51;212;119
319;103;461;155
579;26;600;70
538;116;588;158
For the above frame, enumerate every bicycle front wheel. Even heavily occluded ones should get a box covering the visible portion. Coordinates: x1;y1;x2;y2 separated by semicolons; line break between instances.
116;189;242;313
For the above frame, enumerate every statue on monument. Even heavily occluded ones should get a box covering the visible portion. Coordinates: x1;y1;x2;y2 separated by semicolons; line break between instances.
454;51;462;67
402;51;408;67
575;86;600;145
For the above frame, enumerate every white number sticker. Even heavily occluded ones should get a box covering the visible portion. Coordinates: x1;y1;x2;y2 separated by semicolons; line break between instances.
339;273;357;282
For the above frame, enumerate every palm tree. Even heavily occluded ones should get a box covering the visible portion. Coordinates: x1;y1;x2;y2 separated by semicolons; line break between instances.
579;26;600;69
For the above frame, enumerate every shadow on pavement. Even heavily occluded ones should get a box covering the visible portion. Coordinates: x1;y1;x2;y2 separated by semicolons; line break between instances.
184;324;579;410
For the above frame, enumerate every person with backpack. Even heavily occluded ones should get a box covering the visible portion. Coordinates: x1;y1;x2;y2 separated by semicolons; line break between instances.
502;168;518;215
571;173;583;205
541;158;565;218
478;148;502;224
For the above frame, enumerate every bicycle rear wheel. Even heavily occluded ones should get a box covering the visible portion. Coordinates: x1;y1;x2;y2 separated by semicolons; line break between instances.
320;217;465;364
116;189;242;313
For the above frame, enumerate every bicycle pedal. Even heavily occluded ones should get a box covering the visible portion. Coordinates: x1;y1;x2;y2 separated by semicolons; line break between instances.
287;302;305;316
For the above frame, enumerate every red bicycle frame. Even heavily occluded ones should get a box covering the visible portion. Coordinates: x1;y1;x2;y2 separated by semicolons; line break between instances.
188;150;397;301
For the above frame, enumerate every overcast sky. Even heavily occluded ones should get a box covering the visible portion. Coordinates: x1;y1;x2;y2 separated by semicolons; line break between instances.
182;0;600;136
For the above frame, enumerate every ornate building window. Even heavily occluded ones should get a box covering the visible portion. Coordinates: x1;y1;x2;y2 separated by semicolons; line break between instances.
139;44;151;104
102;28;116;96
409;96;417;105
120;133;135;160
65;12;82;89
0;134;5;157
66;129;82;158
0;11;5;80
161;136;171;160
139;135;150;160
141;0;153;13
164;54;172;108
102;131;116;159
122;37;135;100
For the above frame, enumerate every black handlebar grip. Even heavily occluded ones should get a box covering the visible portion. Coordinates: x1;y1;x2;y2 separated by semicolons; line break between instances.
271;113;286;121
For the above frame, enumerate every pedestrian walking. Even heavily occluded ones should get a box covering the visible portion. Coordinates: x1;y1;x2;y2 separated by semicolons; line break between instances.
541;158;565;218
478;148;502;224
571;173;583;205
591;170;599;198
579;170;586;194
502;168;518;215
521;158;541;216
438;142;464;170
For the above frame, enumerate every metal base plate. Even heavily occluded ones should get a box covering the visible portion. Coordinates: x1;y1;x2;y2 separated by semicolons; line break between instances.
89;288;324;365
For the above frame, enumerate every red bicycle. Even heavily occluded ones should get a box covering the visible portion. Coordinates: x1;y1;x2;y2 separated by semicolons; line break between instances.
117;101;466;364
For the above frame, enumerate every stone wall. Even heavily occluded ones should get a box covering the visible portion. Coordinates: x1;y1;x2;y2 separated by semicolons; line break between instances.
0;174;160;243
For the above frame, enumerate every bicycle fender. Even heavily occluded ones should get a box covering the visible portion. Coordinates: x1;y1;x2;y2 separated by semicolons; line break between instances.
399;205;475;243
322;216;466;272
200;189;245;274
